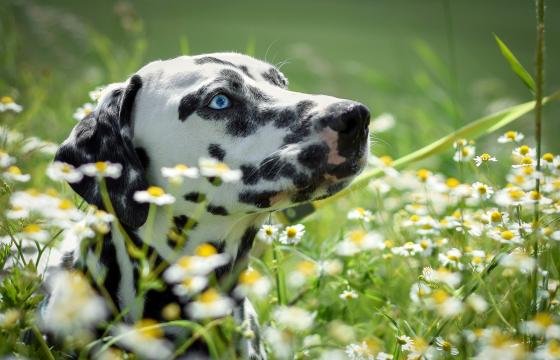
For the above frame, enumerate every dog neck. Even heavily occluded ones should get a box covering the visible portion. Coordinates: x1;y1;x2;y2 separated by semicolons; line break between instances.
136;205;267;264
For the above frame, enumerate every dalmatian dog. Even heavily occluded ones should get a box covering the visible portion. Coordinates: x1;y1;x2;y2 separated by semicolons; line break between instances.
52;52;370;358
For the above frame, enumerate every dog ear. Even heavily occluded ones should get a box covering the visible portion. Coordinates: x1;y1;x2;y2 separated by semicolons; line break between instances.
55;75;149;229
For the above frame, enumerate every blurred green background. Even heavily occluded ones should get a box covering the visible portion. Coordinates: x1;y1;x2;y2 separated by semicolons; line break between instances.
2;0;559;160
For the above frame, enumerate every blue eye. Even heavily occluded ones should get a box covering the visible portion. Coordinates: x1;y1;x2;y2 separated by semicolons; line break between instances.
208;94;231;110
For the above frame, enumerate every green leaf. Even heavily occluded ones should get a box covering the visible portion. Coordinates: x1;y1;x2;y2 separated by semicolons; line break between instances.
494;34;536;92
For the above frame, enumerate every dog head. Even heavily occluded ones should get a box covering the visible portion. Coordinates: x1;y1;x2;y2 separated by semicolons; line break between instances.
56;53;370;228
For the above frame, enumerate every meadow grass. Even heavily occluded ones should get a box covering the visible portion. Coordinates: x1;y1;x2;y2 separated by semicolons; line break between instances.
1;1;560;359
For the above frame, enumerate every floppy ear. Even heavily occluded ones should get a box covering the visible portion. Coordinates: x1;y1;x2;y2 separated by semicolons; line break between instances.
55;75;149;229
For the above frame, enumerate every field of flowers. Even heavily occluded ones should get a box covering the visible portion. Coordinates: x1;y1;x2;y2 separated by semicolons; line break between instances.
1;1;560;360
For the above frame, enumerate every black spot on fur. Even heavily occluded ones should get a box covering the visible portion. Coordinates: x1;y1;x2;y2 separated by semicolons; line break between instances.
262;68;288;88
240;164;260;185
184;192;206;203
239;190;278;208
173;214;198;231
208;144;226;161
247;85;271;102
219;69;244;90
297;143;329;169
178;93;200;121
274;108;297;128
194;56;237;68
236;226;258;261
135;147;150;169
238;65;254;79
207;204;229;216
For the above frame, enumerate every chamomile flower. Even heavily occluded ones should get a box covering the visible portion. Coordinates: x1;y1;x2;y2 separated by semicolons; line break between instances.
233;267;271;299
257;224;280;244
521;312;560;338
466;294;488;314
474;328;526;360
3;166;31;182
453;145;476;162
474;153;498;167
163;243;230;281
0;150;15;168
498;130;524;143
47;161;84;183
391;242;423;257
345;341;375;360
172;276;208;297
438;248;464;269
524;190;552;206
429;289;464;318
161;164;199;184
73;102;95;121
339;289;359;300
133;186;175;205
512;145;536;159
40;270;107;336
434;337;459;356
88;86;105;102
80;161;122;178
198;157;242;182
279;224;305;245
18;223;50;242
186;288;234;319
494;187;526;207
347;207;374;222
273;306;315;332
500;250;536;273
288;260;318;287
0;96;23;113
535;340;560;360
409;282;431;304
421;267;461;288
468;250;487;272
484;209;509;225
396;335;415;351
488;227;522;244
336;229;385;256
113;319;173;359
471;182;494;200
512;155;535;169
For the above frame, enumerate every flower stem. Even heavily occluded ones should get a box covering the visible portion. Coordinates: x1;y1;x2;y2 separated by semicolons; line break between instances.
31;325;55;360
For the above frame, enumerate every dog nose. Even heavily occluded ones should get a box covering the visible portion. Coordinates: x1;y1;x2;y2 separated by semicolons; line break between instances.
325;102;370;137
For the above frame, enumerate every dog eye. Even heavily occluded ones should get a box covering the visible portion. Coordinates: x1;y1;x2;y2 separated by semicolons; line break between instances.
208;94;231;110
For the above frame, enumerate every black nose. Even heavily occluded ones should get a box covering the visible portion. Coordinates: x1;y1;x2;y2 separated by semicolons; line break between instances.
325;102;370;137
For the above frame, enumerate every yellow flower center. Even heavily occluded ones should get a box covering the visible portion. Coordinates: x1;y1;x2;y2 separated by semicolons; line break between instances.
198;288;220;303
58;199;74;210
175;164;189;170
420;240;430;249
134;319;163;339
432;289;449;304
410;214;420;222
239;269;261;285
446;178;460;188
505;131;517;140
461;148;470;156
1;96;14;104
519;145;530;155
195;243;217;257
264;227;274;236
447;253;460;262
529;191;541;200
534;312;554;327
454;139;467;147
472;257;483;264
543;153;554;162
213;162;230;173
355;207;366;216
162;303;181;321
286;227;298;238
177;256;193;269
23;224;41;233
147;186;165;197
348;230;366;245
501;230;514;241
440;341;452;352
417;169;431;182
297;260;316;276
7;166;22;175
379;155;393;166
490;211;502;222
477;185;487;194
548;340;560;355
384;240;394;248
513;175;525;185
508;189;525;201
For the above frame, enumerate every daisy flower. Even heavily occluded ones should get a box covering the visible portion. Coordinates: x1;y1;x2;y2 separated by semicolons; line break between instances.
497;130;524;143
163;243;230;282
524;190;552;206
287;260;318;287
409;282;431;304
256;224;280;244
347;207;374;222
438;248;464;269
80;161;122;178
172;276;208;297
0;150;15;168
273;306;315;332
500;250;536;273
473;153;498;167
0;96;23;113
336;229;385;256
429;289;464;318
434;337;459;356
453;145;476;162
133;186;175;205
278;224;305;245
534;340;560;360
471;182;494;200
521;312;560;338
47;161;84;183
488;227;522;244
3;166;31;182
18;223;50;242
369;113;395;132
113;319;172;359
161;164;199;184
73;102;95;121
396;335;414;351
198;157;242;182
339;289;359;300
494;187;526;207
466;294;488;313
88;86;106;102
40;270;107;336
512;155;535;169
186;288;234;319
233;267;271;299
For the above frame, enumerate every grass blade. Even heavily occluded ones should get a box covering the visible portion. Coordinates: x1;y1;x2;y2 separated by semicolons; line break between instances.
494;34;536;92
